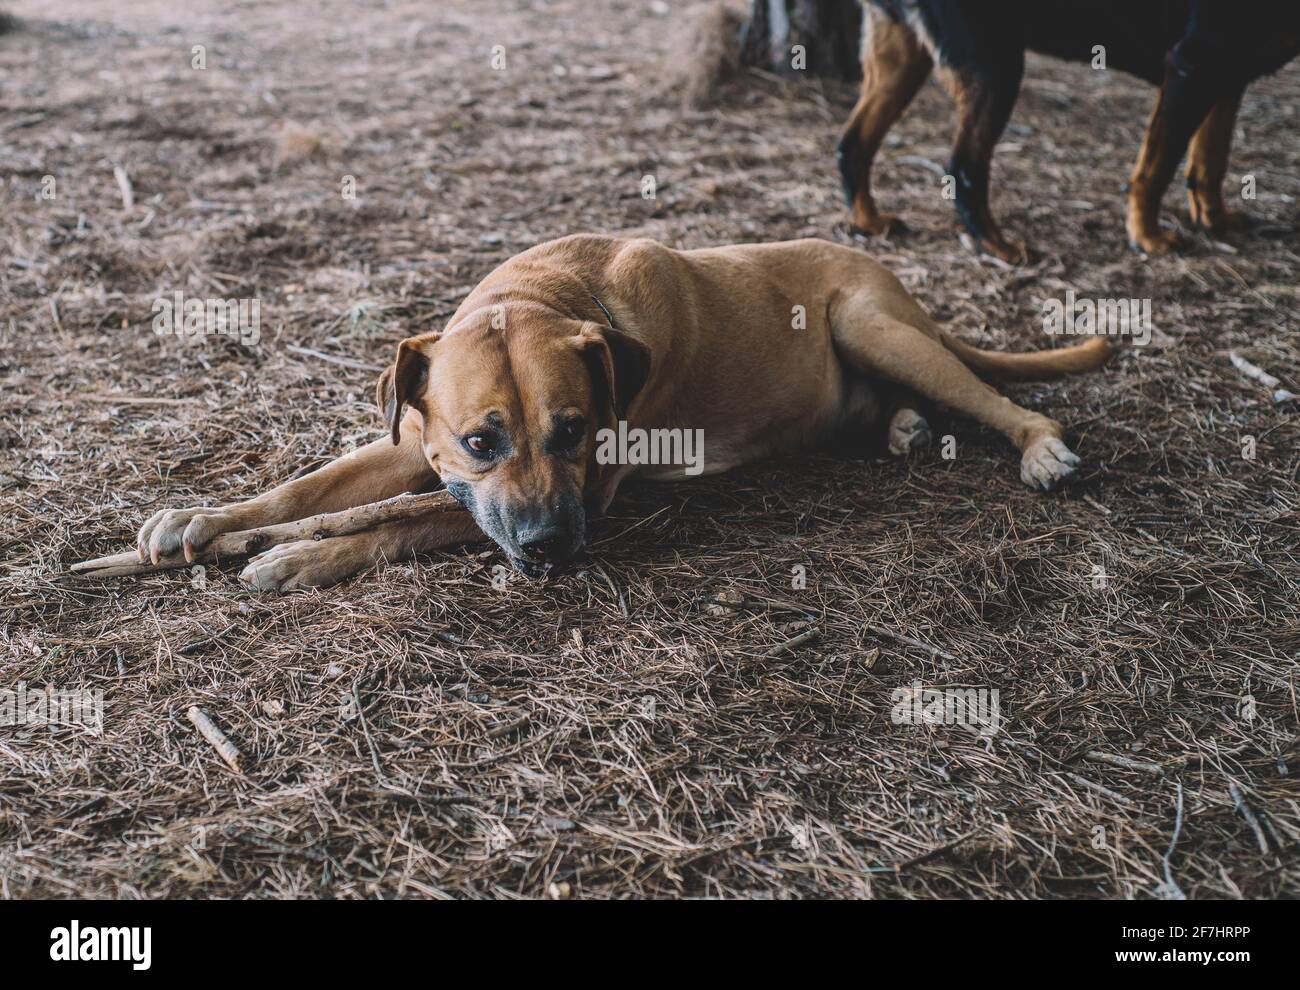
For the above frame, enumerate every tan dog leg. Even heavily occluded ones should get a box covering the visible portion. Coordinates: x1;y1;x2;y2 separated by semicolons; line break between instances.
832;309;1077;489
137;413;438;564
837;13;933;236
1186;92;1243;233
240;509;484;592
1126;94;1183;254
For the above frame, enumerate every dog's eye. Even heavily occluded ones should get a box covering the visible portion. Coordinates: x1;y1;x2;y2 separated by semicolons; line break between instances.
556;416;586;449
464;435;495;456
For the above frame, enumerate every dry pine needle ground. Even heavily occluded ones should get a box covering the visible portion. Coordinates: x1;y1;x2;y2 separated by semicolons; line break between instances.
0;0;1297;898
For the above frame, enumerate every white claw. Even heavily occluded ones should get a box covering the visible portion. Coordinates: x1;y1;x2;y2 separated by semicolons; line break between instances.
1021;437;1079;491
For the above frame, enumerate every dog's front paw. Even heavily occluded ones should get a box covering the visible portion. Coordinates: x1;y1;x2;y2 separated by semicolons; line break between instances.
1020;437;1079;491
239;539;356;593
137;506;243;564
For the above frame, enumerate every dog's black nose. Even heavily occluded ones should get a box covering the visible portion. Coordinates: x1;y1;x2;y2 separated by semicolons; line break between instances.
518;528;566;562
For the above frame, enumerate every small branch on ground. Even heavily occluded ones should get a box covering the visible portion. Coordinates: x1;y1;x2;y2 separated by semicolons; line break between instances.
187;706;243;773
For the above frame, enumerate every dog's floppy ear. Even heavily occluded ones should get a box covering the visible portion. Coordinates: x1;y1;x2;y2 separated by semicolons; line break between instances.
573;321;651;422
375;333;438;445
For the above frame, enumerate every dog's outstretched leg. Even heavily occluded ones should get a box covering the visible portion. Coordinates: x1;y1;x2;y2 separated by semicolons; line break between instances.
837;9;933;237
137;411;438;565
832;305;1076;489
240;508;485;592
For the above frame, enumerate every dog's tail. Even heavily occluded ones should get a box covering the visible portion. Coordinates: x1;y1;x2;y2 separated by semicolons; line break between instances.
940;332;1112;381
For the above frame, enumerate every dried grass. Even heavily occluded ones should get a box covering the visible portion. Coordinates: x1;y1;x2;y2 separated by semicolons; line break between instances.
271;122;328;170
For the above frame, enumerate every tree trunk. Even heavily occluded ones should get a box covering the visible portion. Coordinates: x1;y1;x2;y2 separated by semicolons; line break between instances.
740;0;863;81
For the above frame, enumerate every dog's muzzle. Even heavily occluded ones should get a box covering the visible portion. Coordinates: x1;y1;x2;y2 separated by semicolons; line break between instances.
446;478;585;580
508;509;584;579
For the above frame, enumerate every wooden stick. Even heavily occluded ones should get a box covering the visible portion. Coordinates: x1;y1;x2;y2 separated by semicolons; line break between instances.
187;706;242;773
285;344;385;372
113;164;134;211
1062;771;1135;807
1084;750;1162;774
68;490;460;578
1228;780;1271;856
764;626;820;659
1226;350;1297;402
863;623;959;662
1159;782;1187;900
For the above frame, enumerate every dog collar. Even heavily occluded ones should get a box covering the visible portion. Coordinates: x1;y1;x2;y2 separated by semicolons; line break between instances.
591;293;617;329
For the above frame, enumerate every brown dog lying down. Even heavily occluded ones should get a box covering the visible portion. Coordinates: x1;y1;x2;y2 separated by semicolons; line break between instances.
137;235;1110;591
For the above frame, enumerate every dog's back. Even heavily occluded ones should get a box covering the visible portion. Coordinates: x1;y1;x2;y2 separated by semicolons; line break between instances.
873;0;1300;83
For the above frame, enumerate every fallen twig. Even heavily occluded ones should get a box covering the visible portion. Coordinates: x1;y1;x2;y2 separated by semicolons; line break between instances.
1158;782;1187;900
1228;780;1270;856
764;626;820;659
863;624;958;662
701;591;815;616
75;393;196;406
113;164;134;211
1084;750;1162;774
286;344;385;372
353;681;387;784
187;705;242;773
486;714;532;740
178;621;240;656
896;154;947;177
1081;495;1112;516
67;490;460;578
895;826;981;870
1226;350;1296;402
1062;771;1135;807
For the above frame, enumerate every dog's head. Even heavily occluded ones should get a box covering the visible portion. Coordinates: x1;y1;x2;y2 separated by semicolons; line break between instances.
376;301;650;578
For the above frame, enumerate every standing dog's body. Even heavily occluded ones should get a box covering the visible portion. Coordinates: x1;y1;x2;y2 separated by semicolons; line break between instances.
838;0;1300;261
138;235;1109;591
